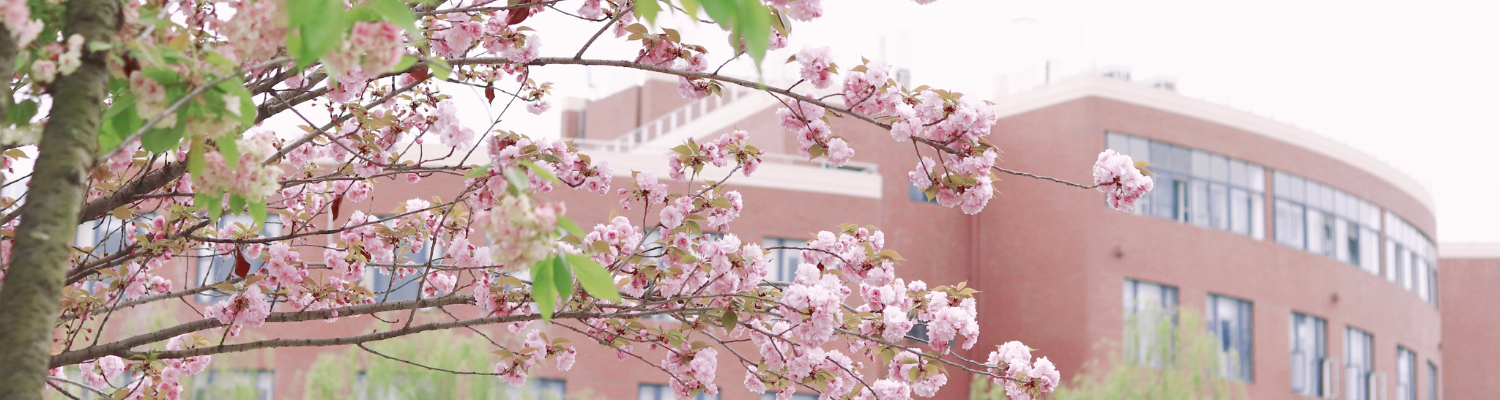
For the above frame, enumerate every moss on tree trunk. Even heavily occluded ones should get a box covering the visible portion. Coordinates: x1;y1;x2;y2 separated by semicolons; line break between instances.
0;0;120;398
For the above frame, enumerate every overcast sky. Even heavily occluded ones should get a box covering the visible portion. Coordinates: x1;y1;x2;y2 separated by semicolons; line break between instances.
479;0;1498;243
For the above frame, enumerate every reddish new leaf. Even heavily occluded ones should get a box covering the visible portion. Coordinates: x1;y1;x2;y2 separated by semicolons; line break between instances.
331;194;344;221
232;247;252;278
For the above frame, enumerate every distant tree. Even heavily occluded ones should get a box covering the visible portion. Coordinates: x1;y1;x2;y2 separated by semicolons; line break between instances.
1045;309;1248;400
0;0;1155;399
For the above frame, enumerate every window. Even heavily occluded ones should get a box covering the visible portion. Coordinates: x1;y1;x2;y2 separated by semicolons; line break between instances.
1208;294;1254;382
1346;327;1374;400
1427;361;1437;400
196;214;284;303
1123;279;1178;367
1396;347;1416;400
760;392;818;400
640;383;719;400
190;369;274;400
763;237;804;282
1384;212;1437;307
76;216;130;260
907;321;930;343
1273;171;1382;274
532;378;566;400
366;217;439;303
1291;313;1327;396
1106;132;1265;239
907;182;938;203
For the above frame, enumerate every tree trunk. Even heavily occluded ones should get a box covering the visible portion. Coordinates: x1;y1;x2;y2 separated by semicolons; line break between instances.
0;0;119;398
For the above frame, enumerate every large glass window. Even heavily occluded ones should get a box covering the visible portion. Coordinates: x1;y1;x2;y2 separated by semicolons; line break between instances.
1427;361;1438;400
763;237;804;282
760;392;818;400
1291;313;1327;397
365;217;439;303
196;214;284;303
1106;132;1265;239
1346;327;1374;400
1273;171;1382;274
641;383;719;400
1397;347;1416;400
1123;279;1179;367
1384;212;1437;307
1208;294;1254;382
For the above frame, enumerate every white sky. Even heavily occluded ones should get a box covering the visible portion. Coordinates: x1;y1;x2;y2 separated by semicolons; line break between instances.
251;0;1500;244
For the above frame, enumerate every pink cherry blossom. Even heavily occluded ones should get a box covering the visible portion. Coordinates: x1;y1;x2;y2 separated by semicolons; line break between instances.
796;46;837;89
1092;149;1155;212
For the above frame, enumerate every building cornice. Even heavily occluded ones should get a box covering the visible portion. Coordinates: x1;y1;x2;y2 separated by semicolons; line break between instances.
1440;243;1500;259
992;75;1436;214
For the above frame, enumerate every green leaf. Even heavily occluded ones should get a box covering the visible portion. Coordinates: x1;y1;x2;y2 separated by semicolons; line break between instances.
288;0;348;68
517;160;559;184
99;98;138;151
140;115;187;153
553;255;573;302
680;0;702;17
635;0;661;24
558;216;584;236
217;135;240;170
368;0;421;39
567;253;621;302
204;193;223;221
187;139;205;175
229;194;246;215
720;308;738;330
428;57;453;81
6;99;37;125
390;55;419;73
248;200;267;226
735;0;772;65
531;256;557;321
464;164;491;178
502;166;528;195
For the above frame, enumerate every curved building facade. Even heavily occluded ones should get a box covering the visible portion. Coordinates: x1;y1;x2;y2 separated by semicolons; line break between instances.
76;73;1451;399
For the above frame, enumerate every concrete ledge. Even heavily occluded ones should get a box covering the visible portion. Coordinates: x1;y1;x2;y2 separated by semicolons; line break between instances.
1441;243;1500;259
592;151;883;199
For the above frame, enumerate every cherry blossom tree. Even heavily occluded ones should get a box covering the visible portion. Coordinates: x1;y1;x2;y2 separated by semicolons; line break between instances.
0;0;1151;399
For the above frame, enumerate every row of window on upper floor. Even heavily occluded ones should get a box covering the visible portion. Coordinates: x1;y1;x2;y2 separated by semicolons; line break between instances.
1102;132;1438;308
1125;279;1438;400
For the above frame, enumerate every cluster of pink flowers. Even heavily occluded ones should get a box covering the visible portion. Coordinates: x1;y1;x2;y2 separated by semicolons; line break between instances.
842;60;901;115
495;330;577;387
617;171;670;210
476;194;562;271
802;228;894;285
677;54;714;100
197;131;284;200
263;242;306;286
2;0;42;48
796;46;837;89
80;355;126;389
583;216;644;268
1092;149;1155;212
31;34;85;84
888;351;949;397
667;129;764;181
326;21;407;74
472;273;537;333
778;264;851;346
217;0;286;62
856;278;918;343
662;345;720;400
766;0;824;21
432;99;476;149
919;290;980;353
203;284;272;337
422;272;457;297
985;341;1061;400
777;96;856;166
908;148;999;215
